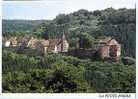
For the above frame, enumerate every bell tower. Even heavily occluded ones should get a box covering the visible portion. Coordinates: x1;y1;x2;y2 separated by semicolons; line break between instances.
61;32;69;52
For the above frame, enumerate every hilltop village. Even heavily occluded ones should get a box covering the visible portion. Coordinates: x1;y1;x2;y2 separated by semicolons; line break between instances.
2;8;135;93
3;33;121;61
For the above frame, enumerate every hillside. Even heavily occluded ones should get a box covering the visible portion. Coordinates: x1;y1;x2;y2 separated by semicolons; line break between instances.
2;8;136;93
2;8;136;57
2;20;50;36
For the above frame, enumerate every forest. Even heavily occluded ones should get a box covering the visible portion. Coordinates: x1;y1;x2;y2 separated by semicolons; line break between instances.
3;8;136;57
2;50;135;93
2;8;136;93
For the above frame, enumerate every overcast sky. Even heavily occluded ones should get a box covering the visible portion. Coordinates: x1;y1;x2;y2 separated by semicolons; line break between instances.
3;0;136;20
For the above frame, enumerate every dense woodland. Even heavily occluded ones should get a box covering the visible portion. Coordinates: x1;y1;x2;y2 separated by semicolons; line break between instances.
2;8;136;93
2;50;135;93
3;8;136;57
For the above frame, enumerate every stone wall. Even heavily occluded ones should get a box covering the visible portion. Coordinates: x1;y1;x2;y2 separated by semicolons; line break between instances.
62;49;98;60
62;48;120;62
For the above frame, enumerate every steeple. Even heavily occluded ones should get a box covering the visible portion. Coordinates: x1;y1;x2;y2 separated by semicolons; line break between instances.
62;32;66;40
61;32;69;52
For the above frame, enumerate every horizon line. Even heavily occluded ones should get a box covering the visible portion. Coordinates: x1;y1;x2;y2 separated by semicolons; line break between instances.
2;7;136;20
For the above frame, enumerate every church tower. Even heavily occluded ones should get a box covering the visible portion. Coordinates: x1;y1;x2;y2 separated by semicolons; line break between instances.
61;32;69;52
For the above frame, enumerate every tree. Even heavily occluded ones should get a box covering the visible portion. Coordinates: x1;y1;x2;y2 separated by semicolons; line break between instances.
78;32;95;49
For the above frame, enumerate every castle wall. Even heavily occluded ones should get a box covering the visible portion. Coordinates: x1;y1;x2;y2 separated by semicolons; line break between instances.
63;49;97;60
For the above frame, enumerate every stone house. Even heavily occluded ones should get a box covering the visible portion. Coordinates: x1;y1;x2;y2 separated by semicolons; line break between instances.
27;37;49;54
27;33;69;54
94;37;121;59
4;37;17;47
3;33;69;54
48;33;69;53
16;37;32;51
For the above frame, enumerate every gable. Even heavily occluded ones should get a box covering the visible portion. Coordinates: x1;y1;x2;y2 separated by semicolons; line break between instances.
108;39;119;45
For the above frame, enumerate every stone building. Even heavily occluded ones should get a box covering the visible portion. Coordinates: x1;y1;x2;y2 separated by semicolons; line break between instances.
94;37;121;59
4;37;17;47
27;37;49;54
48;33;69;53
27;33;69;54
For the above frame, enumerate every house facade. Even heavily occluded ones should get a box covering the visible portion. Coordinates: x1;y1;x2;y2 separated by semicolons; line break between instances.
27;37;49;54
94;37;121;59
3;33;69;54
48;33;69;53
26;33;69;54
4;37;17;47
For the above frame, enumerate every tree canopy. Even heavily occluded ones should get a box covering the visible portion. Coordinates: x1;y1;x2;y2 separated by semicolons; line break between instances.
3;8;136;57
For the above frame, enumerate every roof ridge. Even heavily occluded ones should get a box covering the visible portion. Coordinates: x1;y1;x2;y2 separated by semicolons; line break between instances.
107;37;113;43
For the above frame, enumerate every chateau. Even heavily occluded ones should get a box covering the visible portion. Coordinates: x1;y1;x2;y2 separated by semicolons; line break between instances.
94;37;121;59
66;37;121;61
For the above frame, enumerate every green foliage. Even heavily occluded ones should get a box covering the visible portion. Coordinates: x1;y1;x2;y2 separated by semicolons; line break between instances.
2;55;93;93
2;8;136;92
2;50;135;93
122;57;136;65
2;50;44;73
3;8;136;57
85;61;135;93
78;32;95;48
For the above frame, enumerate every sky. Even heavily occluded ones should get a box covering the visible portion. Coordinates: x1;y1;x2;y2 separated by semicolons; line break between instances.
2;0;136;20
